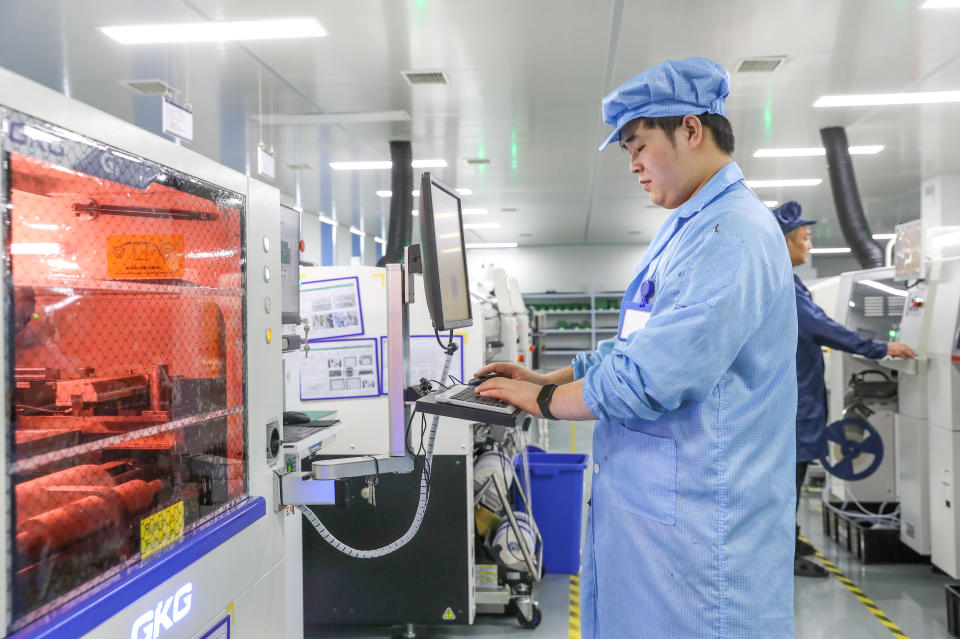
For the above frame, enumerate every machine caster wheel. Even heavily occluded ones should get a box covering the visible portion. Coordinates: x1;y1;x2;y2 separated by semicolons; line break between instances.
517;604;542;629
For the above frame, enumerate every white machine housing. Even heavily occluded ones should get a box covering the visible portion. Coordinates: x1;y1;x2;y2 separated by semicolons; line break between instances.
826;267;903;503
0;69;285;638
925;254;960;577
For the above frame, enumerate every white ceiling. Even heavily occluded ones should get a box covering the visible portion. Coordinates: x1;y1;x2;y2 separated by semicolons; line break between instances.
2;0;960;249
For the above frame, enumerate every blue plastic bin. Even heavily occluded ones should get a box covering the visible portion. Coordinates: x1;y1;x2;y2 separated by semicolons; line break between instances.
514;452;589;575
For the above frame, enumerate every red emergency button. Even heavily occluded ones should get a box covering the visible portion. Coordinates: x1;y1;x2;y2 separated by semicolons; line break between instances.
299;240;305;252
518;354;525;363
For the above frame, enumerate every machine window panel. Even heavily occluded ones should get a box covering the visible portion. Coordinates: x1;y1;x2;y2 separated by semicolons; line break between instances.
4;112;248;632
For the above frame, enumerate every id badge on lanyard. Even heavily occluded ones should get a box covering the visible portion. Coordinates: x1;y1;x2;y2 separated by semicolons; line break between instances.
618;280;654;341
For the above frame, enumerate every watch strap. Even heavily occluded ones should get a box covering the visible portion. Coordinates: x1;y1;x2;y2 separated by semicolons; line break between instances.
537;384;559;420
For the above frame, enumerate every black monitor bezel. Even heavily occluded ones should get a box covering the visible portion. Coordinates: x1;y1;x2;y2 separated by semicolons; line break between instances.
279;204;301;325
418;172;473;331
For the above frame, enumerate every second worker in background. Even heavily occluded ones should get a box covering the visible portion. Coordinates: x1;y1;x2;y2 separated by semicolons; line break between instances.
774;201;916;578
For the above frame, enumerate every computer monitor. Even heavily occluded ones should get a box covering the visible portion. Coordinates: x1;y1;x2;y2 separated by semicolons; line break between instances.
418;172;473;330
279;204;301;324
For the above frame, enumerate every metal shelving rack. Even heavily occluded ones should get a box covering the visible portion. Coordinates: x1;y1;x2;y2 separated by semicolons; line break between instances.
524;291;624;371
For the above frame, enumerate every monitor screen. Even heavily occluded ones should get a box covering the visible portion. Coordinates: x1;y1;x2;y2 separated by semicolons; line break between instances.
419;173;472;330
280;205;301;324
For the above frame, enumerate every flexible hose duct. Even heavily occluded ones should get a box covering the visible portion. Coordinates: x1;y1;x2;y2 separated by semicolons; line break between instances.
377;141;414;266
819;127;884;268
298;348;453;558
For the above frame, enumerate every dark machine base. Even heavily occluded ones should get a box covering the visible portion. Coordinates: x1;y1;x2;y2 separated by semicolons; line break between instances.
302;455;471;629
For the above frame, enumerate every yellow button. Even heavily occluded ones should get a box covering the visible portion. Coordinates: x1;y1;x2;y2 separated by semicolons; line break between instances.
266;328;273;343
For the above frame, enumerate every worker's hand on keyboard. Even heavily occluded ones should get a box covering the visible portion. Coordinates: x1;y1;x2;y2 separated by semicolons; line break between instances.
476;377;542;417
474;362;547;385
886;343;916;359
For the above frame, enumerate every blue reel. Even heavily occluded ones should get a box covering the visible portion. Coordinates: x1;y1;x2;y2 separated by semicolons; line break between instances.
819;417;884;481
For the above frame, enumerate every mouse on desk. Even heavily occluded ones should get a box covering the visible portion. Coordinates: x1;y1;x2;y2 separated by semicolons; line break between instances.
467;373;501;386
283;410;311;425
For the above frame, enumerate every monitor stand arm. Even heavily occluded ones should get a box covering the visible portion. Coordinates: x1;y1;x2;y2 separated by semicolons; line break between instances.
281;246;423;504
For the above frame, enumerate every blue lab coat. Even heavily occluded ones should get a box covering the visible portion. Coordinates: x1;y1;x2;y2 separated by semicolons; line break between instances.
572;162;796;638
794;276;887;462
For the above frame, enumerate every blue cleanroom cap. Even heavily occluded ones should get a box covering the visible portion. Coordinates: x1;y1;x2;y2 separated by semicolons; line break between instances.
772;201;817;234
599;57;731;151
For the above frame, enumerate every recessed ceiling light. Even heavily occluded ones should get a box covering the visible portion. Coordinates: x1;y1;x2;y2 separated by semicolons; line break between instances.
318;214;337;225
349;227;365;236
465;242;518;249
753;145;884;157
374;237;386;245
100;18;327;45
464;222;500;230
762;200;779;207
745;179;822;188
814;91;960;107
462;208;488;216
376;190;392;198
331;159;446;171
330;161;392;171
411;209;419;217
411;159;447;168
809;247;852;254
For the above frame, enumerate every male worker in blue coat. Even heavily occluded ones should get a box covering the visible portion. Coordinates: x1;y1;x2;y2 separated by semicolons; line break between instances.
476;58;798;637
773;201;915;578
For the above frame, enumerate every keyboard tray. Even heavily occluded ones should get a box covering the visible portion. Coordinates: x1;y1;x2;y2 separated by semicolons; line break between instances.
415;390;529;428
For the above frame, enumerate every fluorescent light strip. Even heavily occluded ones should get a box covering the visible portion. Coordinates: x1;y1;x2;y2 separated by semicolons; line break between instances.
411;159;447;168
331;159;446;171
349;227;365;236
463;222;500;230
745;179;823;188
376;187;470;198
858;279;907;297
318;215;337;225
922;0;960;8
814;91;960;107
374;237;386;245
465;243;518;249
872;233;897;240
100;18;327;45
462;208;488;216
762;200;779;207
808;247;851;254
753;145;884;158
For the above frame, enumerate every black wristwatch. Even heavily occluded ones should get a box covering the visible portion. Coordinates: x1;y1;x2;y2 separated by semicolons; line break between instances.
537;384;559;420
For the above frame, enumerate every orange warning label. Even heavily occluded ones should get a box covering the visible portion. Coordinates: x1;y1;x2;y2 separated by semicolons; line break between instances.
107;234;184;279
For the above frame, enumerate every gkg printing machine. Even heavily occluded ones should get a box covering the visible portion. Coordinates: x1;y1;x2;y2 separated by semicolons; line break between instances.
0;67;539;639
0;68;286;638
480;267;533;370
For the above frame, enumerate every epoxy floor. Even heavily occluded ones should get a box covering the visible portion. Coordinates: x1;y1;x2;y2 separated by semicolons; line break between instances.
308;420;957;638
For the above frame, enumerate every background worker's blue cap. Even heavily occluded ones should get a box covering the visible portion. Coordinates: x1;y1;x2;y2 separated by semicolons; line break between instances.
772;201;817;234
599;57;731;151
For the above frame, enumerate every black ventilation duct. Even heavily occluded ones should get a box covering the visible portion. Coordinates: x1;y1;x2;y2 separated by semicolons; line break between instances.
819;126;884;269
377;140;414;266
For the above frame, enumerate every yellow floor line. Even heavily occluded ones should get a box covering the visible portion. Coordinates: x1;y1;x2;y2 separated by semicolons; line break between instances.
800;536;911;639
569;574;581;639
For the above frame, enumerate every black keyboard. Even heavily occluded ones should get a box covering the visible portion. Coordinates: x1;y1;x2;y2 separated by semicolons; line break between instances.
435;384;515;414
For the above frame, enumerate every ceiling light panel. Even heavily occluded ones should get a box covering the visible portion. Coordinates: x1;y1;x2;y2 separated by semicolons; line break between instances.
745;179;823;188
753;145;884;158
814;91;960;107
100;18;327;44
330;160;446;171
